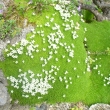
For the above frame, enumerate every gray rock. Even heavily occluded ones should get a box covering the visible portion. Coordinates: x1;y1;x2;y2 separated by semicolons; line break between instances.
10;25;34;45
0;70;7;86
36;103;47;110
0;70;11;109
89;103;110;110
10;104;30;110
0;83;7;106
0;0;11;13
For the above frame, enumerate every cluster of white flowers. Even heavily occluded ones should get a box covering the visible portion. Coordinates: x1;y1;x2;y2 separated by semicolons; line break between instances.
6;45;24;59
55;4;71;22
85;56;93;72
58;75;72;89
72;31;79;39
6;36;40;59
7;69;55;97
103;76;110;86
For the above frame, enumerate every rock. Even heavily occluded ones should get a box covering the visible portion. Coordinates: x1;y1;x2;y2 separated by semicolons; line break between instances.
0;70;12;110
89;103;110;110
10;104;30;110
0;0;11;13
36;103;47;110
10;25;34;45
0;40;7;61
0;83;7;105
0;70;7;86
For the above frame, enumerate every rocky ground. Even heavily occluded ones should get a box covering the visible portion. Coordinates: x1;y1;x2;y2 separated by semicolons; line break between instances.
0;0;110;110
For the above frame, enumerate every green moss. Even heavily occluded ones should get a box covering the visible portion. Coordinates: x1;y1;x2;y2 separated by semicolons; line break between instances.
1;0;110;106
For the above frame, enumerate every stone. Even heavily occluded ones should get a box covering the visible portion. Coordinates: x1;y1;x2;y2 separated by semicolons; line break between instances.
0;83;7;106
0;70;7;86
10;104;30;110
0;70;11;109
36;103;47;110
89;103;110;110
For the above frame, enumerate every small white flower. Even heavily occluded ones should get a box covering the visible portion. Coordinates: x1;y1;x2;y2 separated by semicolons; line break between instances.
62;55;65;58
64;76;66;80
19;69;22;72
7;40;10;44
70;82;72;84
67;59;71;62
65;80;68;83
54;50;57;54
50;18;54;22
36;49;39;52
77;75;80;78
22;60;25;63
54;72;57;75
69;77;72;80
84;28;87;31
59;77;63;82
104;84;106;86
31;56;34;58
40;25;42;27
84;38;87;41
78;61;80;64
101;74;103;77
55;58;58;61
63;94;66;98
64;71;68;74
46;16;49;19
74;67;76;70
66;85;69;89
43;48;46;51
15;61;18;64
32;12;35;16
5;49;8;52
11;90;14;93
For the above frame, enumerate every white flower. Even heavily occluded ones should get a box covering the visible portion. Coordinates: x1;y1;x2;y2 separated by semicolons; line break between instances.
7;40;10;44
54;72;57;75
64;71;68;74
46;16;49;19
70;82;72;84
36;49;39;52
77;75;80;78
11;90;14;93
21;39;29;46
67;59;71;62
74;67;76;70
45;22;50;27
66;85;69;89
78;61;80;64
32;12;35;16
63;94;66;98
84;38;87;41
19;69;22;72
15;61;18;64
84;28;87;31
5;49;8;52
65;80;68;83
59;77;63;82
62;55;65;58
104;84;106;86
64;76;66;80
54;50;57;54
31;56;34;58
50;18;54;22
22;60;25;63
69;77;72;80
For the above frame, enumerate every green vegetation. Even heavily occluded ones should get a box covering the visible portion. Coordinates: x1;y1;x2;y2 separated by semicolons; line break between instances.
0;19;20;39
0;0;110;106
